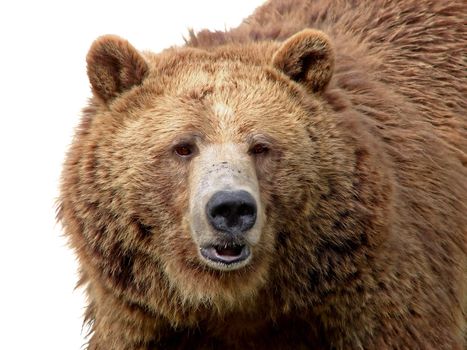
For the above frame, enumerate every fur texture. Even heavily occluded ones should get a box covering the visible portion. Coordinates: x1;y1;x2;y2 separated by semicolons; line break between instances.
59;0;467;349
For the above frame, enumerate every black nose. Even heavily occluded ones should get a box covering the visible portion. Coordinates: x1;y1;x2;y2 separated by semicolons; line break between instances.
206;190;257;235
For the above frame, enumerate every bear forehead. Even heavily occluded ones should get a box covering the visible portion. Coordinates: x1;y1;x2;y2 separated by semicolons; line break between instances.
118;47;314;142
140;70;305;134
142;47;281;95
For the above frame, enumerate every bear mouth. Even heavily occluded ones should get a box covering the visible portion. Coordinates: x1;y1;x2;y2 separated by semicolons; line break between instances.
200;244;250;267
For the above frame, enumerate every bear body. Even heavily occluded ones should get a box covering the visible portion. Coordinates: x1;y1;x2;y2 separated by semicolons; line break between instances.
59;0;466;349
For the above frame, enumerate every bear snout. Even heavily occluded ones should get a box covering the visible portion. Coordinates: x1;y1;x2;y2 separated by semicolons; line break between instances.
206;190;257;236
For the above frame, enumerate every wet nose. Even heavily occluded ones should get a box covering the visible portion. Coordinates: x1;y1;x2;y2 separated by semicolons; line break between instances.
206;190;257;235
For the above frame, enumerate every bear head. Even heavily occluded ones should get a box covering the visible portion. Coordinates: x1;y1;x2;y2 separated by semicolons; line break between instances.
61;30;362;322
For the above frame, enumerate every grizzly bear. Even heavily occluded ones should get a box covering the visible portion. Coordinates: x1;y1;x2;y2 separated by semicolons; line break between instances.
58;0;467;349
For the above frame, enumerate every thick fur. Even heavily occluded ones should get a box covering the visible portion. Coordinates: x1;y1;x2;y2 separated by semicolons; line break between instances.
59;0;467;349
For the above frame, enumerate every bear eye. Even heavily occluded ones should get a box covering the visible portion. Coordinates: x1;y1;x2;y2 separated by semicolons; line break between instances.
174;144;194;157
250;143;269;155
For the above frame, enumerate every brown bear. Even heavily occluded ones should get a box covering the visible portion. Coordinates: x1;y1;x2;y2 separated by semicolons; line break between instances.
58;0;467;349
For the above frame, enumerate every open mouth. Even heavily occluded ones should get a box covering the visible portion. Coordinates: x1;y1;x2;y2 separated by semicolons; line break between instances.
200;244;251;266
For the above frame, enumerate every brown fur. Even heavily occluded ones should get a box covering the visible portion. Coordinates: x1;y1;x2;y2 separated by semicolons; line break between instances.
59;0;467;349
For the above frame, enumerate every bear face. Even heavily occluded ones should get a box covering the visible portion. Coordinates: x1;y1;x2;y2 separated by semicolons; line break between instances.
61;31;361;317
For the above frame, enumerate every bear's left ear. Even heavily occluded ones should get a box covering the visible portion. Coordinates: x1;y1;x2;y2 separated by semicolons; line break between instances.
272;29;334;93
86;35;149;103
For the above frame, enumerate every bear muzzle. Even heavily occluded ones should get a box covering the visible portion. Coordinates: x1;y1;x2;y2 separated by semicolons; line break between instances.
197;190;257;266
188;144;263;270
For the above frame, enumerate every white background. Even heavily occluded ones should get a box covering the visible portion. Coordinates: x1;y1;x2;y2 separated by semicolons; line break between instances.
0;1;265;348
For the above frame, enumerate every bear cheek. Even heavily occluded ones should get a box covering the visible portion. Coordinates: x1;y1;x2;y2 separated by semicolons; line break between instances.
123;151;189;245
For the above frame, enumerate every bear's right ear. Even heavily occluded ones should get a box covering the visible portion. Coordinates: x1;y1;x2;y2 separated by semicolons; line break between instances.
272;29;334;93
86;35;148;103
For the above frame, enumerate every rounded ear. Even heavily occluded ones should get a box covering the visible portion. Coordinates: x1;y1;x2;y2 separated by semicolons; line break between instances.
86;35;148;103
272;29;334;93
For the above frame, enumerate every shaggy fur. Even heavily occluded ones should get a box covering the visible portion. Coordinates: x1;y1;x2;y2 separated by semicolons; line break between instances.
59;0;466;349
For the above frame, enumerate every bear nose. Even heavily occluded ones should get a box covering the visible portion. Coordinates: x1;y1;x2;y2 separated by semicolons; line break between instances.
206;190;257;235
